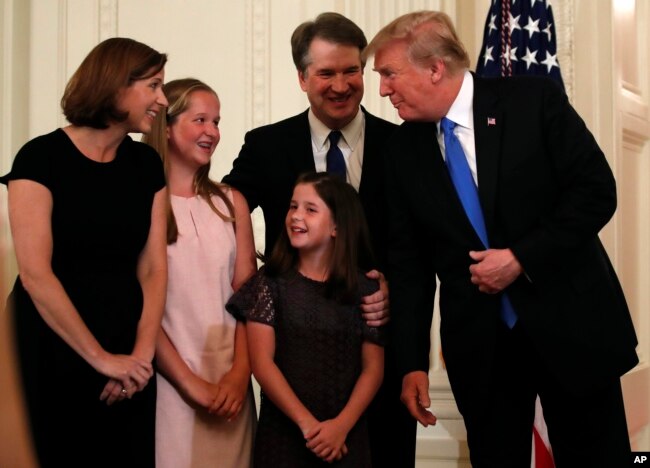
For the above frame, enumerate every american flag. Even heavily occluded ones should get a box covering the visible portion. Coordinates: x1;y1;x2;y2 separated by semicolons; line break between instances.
476;2;562;468
476;0;564;90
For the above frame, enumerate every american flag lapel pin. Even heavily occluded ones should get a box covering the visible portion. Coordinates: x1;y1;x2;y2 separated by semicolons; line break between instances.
487;117;496;126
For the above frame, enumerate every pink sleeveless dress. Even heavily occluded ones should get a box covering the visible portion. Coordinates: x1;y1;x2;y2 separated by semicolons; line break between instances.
156;192;255;468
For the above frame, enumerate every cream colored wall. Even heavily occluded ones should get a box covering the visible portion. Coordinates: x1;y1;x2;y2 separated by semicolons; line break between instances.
609;0;650;451
1;0;648;466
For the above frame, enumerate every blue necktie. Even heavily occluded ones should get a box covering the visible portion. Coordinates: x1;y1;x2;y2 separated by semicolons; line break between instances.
326;131;346;179
441;117;517;328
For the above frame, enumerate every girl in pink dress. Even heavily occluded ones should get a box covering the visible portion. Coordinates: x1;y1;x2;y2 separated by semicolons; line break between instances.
143;78;256;468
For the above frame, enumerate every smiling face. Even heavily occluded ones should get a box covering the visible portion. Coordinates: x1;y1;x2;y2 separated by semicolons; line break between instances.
166;90;221;172
286;182;337;256
298;38;364;130
116;68;168;133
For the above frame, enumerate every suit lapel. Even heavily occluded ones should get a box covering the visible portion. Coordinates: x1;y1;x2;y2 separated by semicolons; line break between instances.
359;109;377;199
345;108;396;215
287;110;317;176
472;75;502;242
418;119;490;247
412;122;455;213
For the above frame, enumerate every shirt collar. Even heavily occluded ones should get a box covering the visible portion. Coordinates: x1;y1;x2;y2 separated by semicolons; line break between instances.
308;107;364;151
443;70;474;131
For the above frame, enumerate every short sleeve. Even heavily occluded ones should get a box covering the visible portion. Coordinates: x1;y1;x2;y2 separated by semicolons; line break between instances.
358;273;385;346
226;269;277;326
130;141;166;194
0;135;54;188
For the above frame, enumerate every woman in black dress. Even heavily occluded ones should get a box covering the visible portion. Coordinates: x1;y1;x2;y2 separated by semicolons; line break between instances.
2;37;168;467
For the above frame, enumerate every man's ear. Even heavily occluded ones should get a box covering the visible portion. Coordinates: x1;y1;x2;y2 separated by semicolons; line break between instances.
298;70;308;92
430;58;446;84
331;225;337;238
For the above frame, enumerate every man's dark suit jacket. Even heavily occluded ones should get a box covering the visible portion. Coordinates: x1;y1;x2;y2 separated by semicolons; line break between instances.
224;108;413;468
223;107;397;266
384;75;638;404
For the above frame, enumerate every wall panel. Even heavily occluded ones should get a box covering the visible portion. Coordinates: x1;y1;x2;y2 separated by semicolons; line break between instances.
613;0;650;451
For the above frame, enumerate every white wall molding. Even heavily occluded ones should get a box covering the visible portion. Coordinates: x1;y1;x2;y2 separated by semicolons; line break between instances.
56;0;68;129
555;0;575;102
248;0;270;130
98;0;117;40
1;0;30;279
612;0;650;451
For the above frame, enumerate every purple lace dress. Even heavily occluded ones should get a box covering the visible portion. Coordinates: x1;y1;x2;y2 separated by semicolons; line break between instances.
227;267;384;467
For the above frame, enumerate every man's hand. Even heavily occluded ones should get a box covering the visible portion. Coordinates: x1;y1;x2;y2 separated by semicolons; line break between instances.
469;249;522;294
361;270;389;327
401;371;437;427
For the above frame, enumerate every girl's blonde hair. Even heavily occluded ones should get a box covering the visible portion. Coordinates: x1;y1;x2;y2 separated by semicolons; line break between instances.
143;78;234;244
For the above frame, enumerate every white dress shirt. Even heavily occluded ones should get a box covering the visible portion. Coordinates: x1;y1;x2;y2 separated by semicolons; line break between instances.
436;70;478;185
308;108;365;191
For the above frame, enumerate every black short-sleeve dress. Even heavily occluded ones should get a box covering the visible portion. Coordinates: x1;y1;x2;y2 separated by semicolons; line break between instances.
226;267;384;468
1;129;165;467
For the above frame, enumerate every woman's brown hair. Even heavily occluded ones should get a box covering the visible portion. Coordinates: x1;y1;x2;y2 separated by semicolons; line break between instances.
62;37;167;129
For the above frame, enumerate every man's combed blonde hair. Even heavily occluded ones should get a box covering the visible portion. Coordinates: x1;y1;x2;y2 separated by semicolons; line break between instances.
364;11;469;75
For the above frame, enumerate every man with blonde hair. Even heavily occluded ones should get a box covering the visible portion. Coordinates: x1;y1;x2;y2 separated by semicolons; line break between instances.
365;10;637;467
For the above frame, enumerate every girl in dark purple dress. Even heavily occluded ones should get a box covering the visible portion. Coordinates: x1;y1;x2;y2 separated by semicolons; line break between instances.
227;172;384;467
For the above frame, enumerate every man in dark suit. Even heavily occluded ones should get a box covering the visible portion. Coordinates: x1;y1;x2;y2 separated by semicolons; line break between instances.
223;12;417;468
365;11;639;468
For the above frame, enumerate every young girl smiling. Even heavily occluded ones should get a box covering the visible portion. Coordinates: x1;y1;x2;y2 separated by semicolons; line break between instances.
143;78;256;468
227;172;384;467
